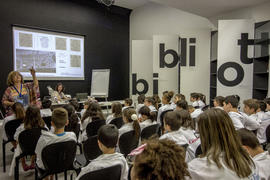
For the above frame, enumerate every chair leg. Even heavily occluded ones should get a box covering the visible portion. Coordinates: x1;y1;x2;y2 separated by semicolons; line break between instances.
55;174;58;180
14;157;20;180
35;167;38;180
2;141;6;172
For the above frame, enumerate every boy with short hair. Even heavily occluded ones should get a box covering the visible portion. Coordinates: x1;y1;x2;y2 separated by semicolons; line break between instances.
76;124;128;180
35;108;77;173
237;128;270;180
122;98;133;111
40;98;52;117
223;96;259;131
243;99;261;123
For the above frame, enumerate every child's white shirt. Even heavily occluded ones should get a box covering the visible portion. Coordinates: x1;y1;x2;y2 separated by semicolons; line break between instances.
40;108;52;118
148;105;157;112
215;106;224;110
139;119;157;132
228;112;245;130
191;109;203;119
136;104;144;114
80;109;86;118
157;104;173;124
106;114;115;124
35;130;77;170
2;114;16;141
257;119;270;143
76;152;129;180
249;113;262;124
118;122;134;138
239;112;260;131
170;102;177;110
253;151;270;180
14;124;25;141
198;100;205;109
188;155;260;180
192;101;199;108
159;130;188;146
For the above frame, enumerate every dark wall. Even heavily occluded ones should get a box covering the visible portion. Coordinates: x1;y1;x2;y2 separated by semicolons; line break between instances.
0;0;131;102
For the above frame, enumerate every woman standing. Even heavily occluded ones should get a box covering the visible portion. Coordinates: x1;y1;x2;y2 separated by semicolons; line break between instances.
2;67;40;116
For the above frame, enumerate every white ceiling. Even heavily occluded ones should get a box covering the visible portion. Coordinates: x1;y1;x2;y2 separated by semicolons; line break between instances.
114;0;270;17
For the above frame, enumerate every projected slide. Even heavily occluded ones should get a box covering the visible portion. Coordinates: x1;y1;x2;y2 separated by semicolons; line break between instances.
13;26;84;80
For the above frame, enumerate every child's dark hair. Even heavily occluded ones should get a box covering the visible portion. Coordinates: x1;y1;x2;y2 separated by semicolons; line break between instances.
125;98;133;106
69;98;80;112
81;102;104;123
111;102;122;118
139;106;155;122
176;100;188;110
237;128;260;149
123;108;141;139
11;102;25;120
98;124;119;148
258;100;266;112
163;91;174;103
137;94;145;104
164;111;180;131
42;99;52;109
145;96;155;105
243;99;259;111
177;110;194;129
190;93;200;100
198;93;206;104
265;97;270;106
224;95;239;108
62;104;79;132
133;139;190;180
175;94;186;101
152;95;161;109
55;82;65;92
214;96;225;107
24;105;45;130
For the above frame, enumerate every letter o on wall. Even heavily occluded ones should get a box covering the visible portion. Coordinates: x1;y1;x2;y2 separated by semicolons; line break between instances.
217;62;244;87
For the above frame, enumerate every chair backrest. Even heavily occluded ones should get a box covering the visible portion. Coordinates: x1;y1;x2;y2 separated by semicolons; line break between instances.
195;144;202;157
202;105;210;111
109;117;124;129
83;135;102;161
79;164;121;180
266;124;270;143
43;116;52;130
86;119;106;137
74;123;81;140
4;119;23;141
141;124;160;140
119;130;139;157
18;128;43;155
41;141;77;173
160;109;173;128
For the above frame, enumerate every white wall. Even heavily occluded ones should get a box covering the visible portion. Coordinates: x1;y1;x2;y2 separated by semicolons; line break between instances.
209;1;270;28
130;2;213;104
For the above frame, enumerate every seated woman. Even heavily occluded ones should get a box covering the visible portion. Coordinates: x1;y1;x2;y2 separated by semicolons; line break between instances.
2;68;40;116
52;83;69;101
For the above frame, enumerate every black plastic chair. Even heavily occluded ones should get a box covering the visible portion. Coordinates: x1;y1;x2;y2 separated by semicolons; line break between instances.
109;117;124;129
119;130;139;157
15;128;43;180
86;119;105;137
35;141;77;180
2;119;22;172
76;135;103;167
195;144;202;157
43;116;52;130
79;164;121;180
141;124;160;140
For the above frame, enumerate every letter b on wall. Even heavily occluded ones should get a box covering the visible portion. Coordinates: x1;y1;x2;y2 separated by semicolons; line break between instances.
132;74;149;95
159;43;179;68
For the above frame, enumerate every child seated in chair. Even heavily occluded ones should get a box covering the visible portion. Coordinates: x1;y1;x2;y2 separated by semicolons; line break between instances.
35;107;77;180
76;124;129;180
